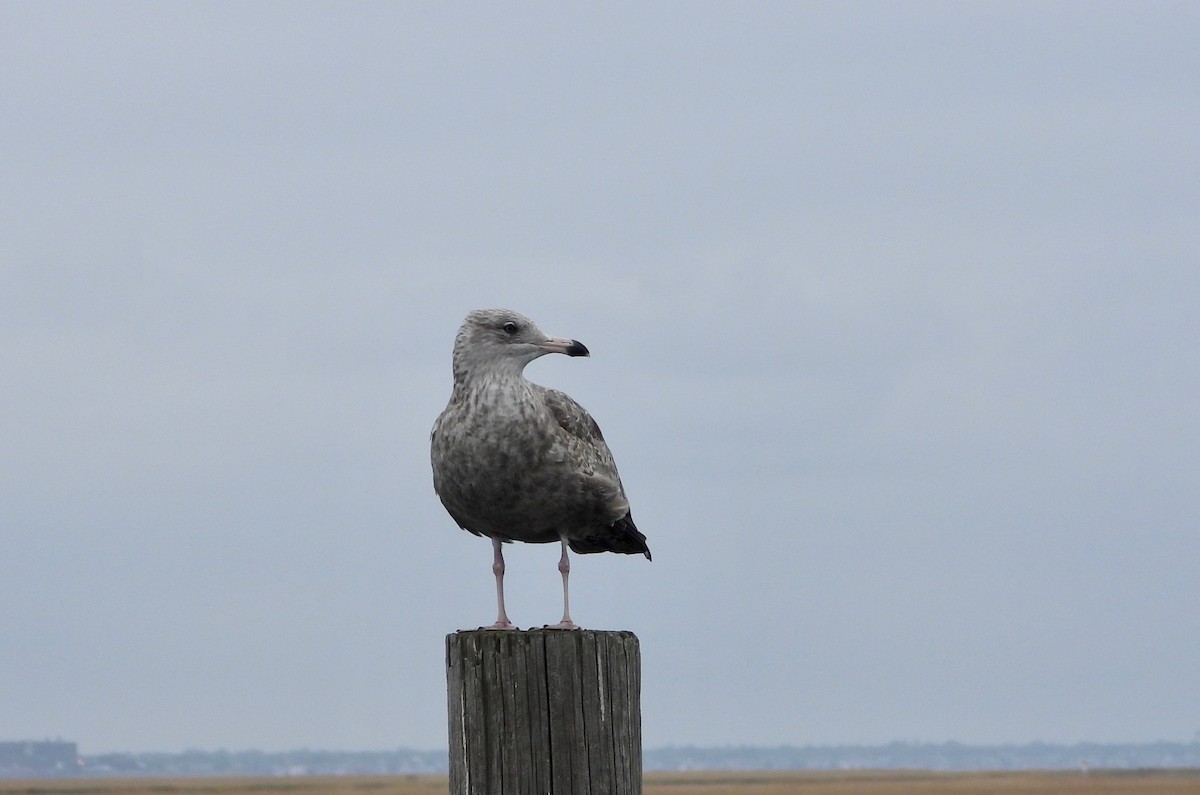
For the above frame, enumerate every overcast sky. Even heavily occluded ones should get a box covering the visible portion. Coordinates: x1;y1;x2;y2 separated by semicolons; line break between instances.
3;2;1198;754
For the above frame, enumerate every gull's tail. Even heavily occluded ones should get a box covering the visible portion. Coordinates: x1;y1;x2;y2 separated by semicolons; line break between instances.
568;511;651;560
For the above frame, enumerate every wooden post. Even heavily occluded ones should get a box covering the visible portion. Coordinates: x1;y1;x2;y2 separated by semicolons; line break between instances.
446;628;642;795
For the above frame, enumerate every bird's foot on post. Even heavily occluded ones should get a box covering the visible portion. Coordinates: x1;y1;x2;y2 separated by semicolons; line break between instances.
483;619;517;630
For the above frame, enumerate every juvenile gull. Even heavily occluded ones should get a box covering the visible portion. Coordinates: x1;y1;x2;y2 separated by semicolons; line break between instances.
430;308;650;629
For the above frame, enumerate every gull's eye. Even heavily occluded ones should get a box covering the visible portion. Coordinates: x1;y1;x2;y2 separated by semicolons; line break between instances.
502;321;518;335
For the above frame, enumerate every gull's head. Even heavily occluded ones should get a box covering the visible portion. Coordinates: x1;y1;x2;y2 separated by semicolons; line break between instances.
452;308;588;381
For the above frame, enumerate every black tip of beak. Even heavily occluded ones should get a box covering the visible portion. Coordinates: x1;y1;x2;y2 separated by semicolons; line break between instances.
566;339;589;357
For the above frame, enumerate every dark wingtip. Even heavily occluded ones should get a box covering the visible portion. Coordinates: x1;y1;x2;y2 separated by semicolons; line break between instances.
567;511;649;557
566;339;589;357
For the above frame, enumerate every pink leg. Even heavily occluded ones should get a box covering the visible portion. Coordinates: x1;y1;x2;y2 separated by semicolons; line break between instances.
487;538;515;629
547;538;578;629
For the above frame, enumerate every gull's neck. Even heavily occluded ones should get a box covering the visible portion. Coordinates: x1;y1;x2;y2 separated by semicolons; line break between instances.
453;350;535;389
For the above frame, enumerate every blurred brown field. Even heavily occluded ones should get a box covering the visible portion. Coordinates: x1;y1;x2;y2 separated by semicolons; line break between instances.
3;770;1200;795
645;769;1200;793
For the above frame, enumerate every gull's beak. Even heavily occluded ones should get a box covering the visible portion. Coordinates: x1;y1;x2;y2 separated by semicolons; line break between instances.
539;336;590;357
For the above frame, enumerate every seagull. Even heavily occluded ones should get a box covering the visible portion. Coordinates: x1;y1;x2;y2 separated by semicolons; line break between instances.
430;309;650;629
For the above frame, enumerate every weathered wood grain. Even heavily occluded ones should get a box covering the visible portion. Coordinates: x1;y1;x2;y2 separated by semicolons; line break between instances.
447;629;642;795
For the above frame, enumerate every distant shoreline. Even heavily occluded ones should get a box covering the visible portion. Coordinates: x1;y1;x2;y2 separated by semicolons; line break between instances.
5;741;1200;778
4;770;1200;795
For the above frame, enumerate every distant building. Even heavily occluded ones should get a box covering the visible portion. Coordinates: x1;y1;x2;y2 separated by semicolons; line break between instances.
0;741;81;777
